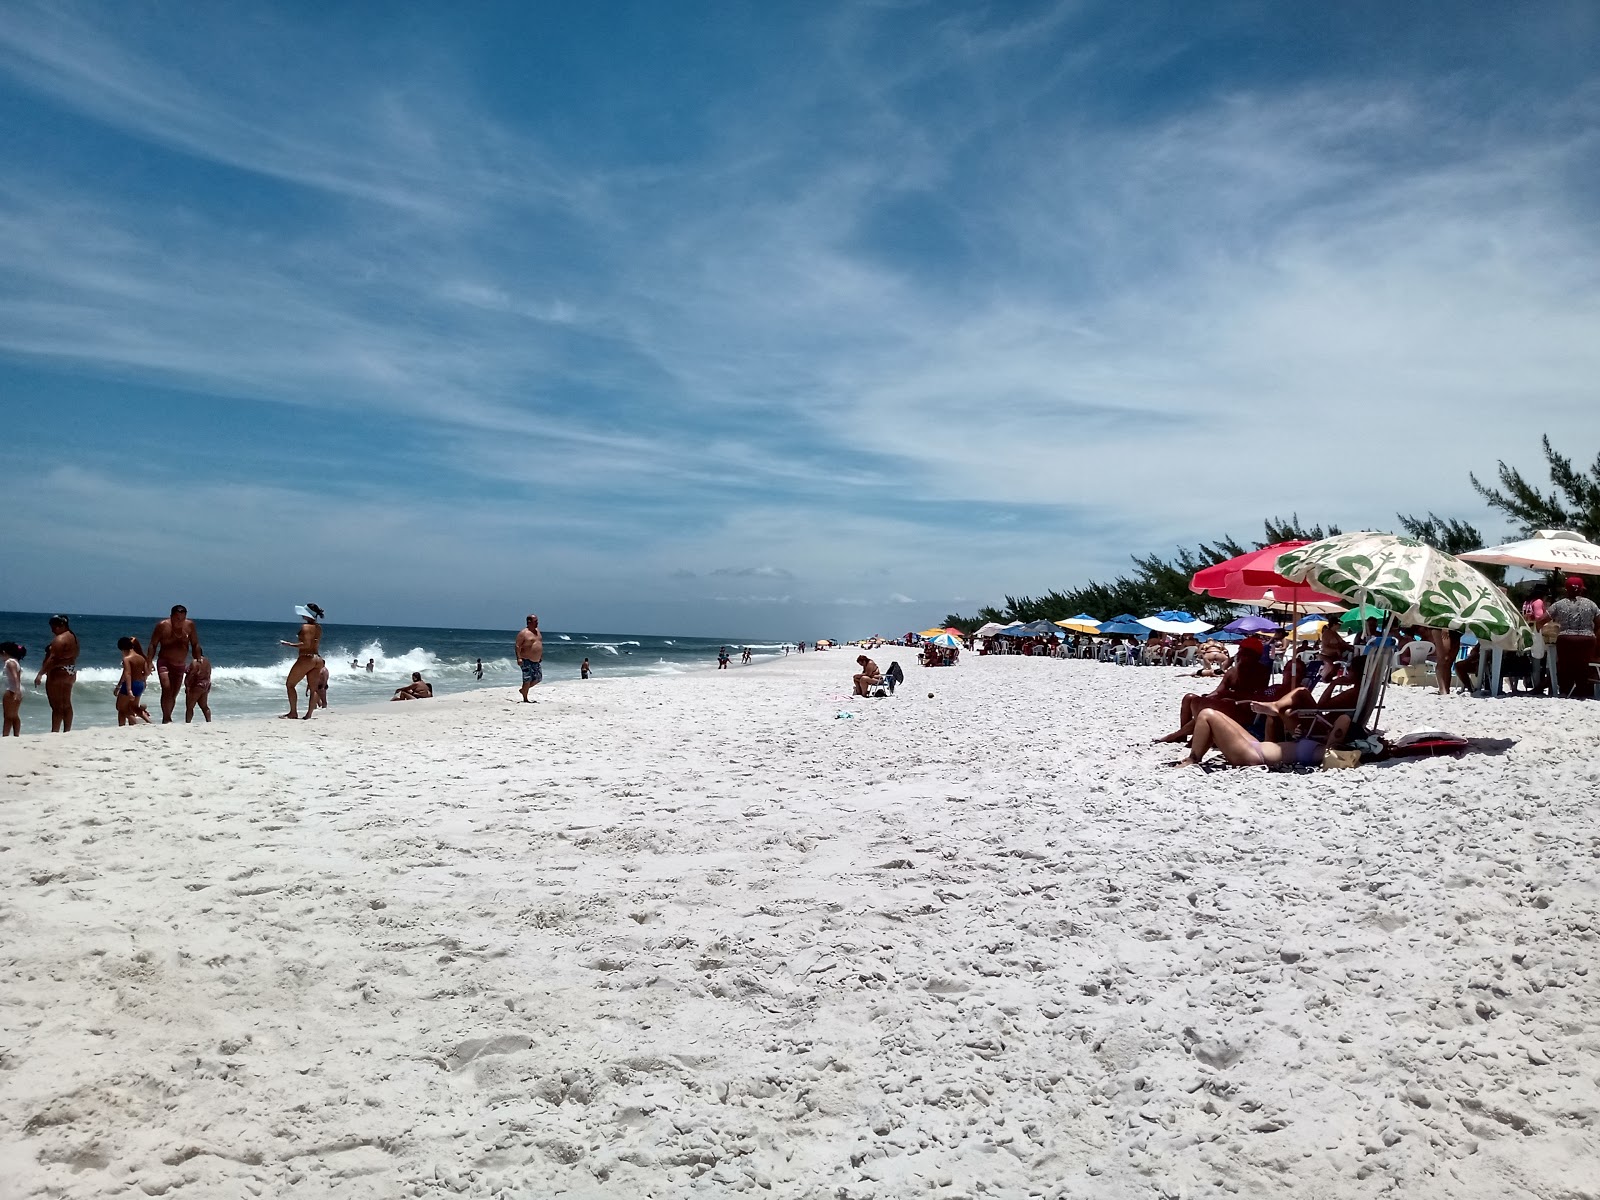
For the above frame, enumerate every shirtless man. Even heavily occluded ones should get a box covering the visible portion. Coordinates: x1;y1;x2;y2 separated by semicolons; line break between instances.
185;655;213;723
280;604;324;719
515;615;543;701
148;604;203;723
34;615;80;732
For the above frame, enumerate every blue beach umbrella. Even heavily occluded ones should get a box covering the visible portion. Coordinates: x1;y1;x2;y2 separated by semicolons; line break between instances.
1097;614;1150;639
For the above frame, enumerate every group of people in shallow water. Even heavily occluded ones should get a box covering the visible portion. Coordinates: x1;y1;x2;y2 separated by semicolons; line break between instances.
1;608;215;735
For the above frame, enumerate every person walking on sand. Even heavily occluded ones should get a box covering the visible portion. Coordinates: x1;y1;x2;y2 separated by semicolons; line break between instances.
34;615;79;732
516;615;543;701
279;603;324;719
114;636;152;727
147;604;203;723
2;641;24;736
185;654;213;723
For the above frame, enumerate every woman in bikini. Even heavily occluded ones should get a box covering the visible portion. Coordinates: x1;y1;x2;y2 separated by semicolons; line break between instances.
280;603;324;719
1168;707;1349;769
34;615;80;732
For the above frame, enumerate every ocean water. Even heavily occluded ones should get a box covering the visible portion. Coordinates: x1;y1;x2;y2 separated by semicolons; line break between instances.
0;611;788;734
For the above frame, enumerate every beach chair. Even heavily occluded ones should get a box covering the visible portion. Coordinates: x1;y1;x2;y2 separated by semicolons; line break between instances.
1286;644;1395;744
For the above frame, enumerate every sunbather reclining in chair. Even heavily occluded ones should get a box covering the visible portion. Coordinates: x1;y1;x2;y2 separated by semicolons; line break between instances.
1246;679;1359;742
1154;638;1271;743
1168;708;1350;768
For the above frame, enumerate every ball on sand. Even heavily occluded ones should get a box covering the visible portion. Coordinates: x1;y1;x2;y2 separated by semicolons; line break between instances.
928;692;935;699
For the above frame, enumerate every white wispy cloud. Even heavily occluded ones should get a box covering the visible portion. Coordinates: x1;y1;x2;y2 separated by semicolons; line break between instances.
2;4;1597;634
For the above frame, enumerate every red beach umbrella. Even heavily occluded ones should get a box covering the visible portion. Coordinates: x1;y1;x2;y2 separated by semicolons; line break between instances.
1190;541;1345;607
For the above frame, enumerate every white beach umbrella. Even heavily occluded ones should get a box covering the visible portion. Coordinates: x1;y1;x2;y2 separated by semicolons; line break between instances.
1271;533;1533;650
1458;529;1600;576
1136;610;1214;635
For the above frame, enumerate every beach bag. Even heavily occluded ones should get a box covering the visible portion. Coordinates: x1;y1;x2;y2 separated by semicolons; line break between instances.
1321;748;1361;770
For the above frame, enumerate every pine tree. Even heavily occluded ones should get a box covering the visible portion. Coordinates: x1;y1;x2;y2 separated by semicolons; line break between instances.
1471;436;1600;541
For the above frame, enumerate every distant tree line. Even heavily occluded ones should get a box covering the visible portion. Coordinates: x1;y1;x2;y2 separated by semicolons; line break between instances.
944;438;1598;632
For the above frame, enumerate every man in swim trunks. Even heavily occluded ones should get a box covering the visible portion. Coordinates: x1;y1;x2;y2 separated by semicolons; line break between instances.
515;615;543;702
185;654;213;723
34;615;80;732
148;604;204;723
280;603;324;719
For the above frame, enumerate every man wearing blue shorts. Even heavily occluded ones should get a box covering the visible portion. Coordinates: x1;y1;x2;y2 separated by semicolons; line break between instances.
515;614;544;702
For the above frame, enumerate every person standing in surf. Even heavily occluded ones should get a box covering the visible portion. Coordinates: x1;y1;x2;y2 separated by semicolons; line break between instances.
279;603;324;719
515;614;543;702
34;615;79;732
147;604;203;724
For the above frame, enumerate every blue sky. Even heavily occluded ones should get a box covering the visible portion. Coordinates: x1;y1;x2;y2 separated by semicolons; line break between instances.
2;2;1598;637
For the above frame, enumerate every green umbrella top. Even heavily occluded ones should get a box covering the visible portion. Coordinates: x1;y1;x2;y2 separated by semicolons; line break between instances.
1337;604;1388;629
1272;533;1533;650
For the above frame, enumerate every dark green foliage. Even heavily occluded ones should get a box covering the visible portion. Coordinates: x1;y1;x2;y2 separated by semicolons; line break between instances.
946;516;1346;626
1262;514;1342;544
1471;436;1600;541
946;437;1599;625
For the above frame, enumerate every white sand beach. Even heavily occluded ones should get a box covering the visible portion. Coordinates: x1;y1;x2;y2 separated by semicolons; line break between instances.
2;652;1598;1199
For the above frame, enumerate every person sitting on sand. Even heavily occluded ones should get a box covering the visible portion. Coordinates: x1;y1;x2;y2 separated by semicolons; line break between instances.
391;672;433;701
1155;637;1272;743
1169;707;1350;769
1191;642;1232;676
853;655;883;696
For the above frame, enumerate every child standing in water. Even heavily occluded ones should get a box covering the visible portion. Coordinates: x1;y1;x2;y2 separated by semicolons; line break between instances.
1;642;23;736
115;636;152;727
185;654;213;723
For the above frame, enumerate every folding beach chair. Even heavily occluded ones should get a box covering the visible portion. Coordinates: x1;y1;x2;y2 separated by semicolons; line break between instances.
1286;643;1395;744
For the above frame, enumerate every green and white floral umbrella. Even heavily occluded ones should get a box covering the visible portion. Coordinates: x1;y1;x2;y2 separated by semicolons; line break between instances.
1260;533;1533;651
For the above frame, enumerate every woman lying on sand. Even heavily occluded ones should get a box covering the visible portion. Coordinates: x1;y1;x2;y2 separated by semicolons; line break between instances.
1168;707;1350;769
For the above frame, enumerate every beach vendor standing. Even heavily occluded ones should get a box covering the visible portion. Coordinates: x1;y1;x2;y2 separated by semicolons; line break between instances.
148;604;203;724
516;615;543;702
1548;576;1599;699
279;603;324;720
